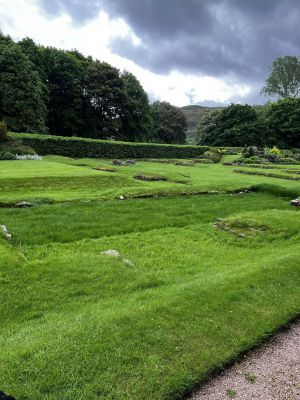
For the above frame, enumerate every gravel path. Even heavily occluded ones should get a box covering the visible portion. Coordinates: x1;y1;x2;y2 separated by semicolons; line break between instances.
189;319;300;400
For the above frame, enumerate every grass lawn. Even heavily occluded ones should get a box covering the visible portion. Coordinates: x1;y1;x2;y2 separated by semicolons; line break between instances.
0;156;300;203
0;157;299;399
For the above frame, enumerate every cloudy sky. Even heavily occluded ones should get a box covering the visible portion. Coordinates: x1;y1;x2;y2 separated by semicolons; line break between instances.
1;0;299;106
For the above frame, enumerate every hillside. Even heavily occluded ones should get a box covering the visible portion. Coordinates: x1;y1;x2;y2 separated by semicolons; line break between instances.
181;105;223;144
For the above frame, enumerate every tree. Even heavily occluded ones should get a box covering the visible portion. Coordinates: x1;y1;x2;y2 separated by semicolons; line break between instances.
84;60;127;139
261;56;300;99
150;101;187;144
196;110;221;145
265;97;300;148
120;71;152;142
196;104;264;146
41;48;86;136
0;33;47;133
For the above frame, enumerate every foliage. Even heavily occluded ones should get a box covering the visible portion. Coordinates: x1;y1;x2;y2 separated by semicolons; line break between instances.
242;145;258;158
181;105;223;144
195;109;221;145
0;33;47;133
9;132;209;159
261;56;300;99
1;33;155;142
264;146;281;162
196;104;264;146
265;97;300;148
120;71;152;142
203;148;222;163
0;152;15;160
0;120;8;143
150;101;187;144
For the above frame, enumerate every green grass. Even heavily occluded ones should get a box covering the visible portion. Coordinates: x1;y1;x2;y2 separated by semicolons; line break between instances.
1;156;300;203
0;157;299;399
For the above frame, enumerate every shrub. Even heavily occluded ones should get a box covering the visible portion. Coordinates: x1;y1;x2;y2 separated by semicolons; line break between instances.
243;156;264;164
264;146;281;162
0;152;16;160
0;143;36;155
242;145;258;158
203;149;222;163
8;133;209;159
0;121;8;143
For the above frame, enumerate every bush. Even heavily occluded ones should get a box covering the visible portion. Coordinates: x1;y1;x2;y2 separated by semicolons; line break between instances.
264;146;281;162
0;121;8;143
203;149;222;163
243;156;264;164
242;145;258;158
0;152;16;160
8;133;209;159
0;143;36;155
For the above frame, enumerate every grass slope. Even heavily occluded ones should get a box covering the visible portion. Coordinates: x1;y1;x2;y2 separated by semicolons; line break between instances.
0;158;299;399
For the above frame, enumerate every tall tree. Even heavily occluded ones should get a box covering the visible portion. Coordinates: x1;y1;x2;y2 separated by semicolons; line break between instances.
266;97;300;148
196;109;221;145
120;71;152;142
261;56;300;99
43;48;85;136
84;61;126;139
150;101;187;144
196;104;264;146
0;33;47;133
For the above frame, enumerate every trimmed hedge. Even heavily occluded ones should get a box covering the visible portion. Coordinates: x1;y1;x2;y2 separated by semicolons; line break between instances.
9;133;209;159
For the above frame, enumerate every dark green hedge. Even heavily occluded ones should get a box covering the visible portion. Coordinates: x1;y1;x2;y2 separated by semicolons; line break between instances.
9;133;209;159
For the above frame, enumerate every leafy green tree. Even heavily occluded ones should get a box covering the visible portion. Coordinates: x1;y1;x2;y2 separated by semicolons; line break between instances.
196;104;264;146
120;71;152;141
150;101;187;144
84;60;126;139
196;110;221;145
261;56;300;99
265;97;300;148
0;120;8;143
42;48;86;136
0;33;47;133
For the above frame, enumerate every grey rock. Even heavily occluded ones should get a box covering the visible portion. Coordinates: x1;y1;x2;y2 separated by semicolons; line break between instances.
123;259;134;267
290;199;300;207
0;225;8;234
101;249;120;257
0;225;11;240
112;160;123;166
125;160;136;165
15;201;33;208
119;195;125;200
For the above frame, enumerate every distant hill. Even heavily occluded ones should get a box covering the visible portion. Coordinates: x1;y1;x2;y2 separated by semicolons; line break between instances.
181;105;223;144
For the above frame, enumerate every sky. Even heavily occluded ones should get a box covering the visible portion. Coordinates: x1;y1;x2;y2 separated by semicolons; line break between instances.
0;0;299;107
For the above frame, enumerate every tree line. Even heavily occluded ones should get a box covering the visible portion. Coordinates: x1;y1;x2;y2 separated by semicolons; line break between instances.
196;56;300;149
0;32;187;144
196;98;300;149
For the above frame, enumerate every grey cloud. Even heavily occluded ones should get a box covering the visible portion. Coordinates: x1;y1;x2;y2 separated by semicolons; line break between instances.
37;0;300;104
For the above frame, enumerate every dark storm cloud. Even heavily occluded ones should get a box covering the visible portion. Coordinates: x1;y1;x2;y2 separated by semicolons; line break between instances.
37;0;300;103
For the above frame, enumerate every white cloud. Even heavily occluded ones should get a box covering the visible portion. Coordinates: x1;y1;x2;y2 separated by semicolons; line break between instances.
0;0;251;106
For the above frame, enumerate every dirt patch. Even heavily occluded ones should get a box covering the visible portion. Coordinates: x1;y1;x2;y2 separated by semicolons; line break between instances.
93;167;117;172
189;319;300;400
133;174;168;182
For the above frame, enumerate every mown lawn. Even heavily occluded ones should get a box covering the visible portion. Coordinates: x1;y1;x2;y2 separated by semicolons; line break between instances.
1;156;299;203
0;158;299;399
